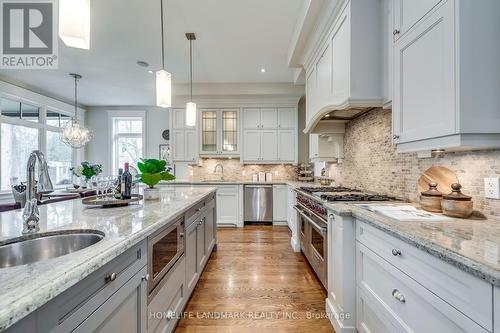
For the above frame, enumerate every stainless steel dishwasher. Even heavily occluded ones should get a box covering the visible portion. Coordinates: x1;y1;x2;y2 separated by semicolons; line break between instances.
244;185;273;222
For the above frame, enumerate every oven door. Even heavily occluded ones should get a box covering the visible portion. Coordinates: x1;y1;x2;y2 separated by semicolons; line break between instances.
148;217;184;293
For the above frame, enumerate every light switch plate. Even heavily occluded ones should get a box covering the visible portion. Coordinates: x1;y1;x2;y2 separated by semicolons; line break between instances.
484;177;500;199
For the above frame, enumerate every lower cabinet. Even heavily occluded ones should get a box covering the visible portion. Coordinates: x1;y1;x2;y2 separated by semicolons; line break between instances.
216;185;239;226
272;184;287;224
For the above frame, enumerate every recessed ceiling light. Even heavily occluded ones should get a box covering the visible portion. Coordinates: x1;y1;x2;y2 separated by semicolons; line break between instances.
136;60;149;67
260;68;266;73
148;70;153;74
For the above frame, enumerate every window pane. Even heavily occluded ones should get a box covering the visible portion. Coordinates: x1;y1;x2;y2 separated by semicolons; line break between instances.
46;131;72;186
60;113;71;127
116;137;142;170
47;111;60;127
115;118;142;134
1;124;39;191
21;103;39;123
1;98;21;118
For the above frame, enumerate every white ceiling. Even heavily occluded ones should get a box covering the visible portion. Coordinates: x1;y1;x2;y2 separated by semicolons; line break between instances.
0;0;304;106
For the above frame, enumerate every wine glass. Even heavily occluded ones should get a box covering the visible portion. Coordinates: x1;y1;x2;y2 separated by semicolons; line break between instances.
107;176;117;200
100;176;110;201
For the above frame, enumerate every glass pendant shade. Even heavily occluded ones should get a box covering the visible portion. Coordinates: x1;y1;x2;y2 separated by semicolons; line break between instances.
59;0;90;49
186;102;196;126
156;69;172;108
61;119;94;149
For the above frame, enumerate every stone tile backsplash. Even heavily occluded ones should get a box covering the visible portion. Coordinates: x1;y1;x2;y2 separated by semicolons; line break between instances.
327;108;500;218
185;158;297;181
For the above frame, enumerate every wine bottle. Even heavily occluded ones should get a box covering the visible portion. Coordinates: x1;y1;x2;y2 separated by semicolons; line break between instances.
122;163;132;199
114;168;123;199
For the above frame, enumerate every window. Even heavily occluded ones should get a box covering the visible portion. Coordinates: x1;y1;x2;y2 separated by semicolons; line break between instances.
111;114;144;172
0;95;79;193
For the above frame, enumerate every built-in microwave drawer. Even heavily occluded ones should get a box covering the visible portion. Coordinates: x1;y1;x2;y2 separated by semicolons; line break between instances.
356;242;488;333
356;220;492;331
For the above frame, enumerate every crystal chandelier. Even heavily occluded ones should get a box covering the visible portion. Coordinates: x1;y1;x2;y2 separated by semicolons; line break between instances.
60;73;93;149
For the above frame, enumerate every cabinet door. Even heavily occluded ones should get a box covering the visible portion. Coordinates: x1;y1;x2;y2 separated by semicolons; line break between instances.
243;130;261;161
278;130;295;162
172;130;186;161
221;110;238;154
331;10;350;103
309;134;319;160
217;192;239;225
243;108;261;129
73;266;147;333
204;203;216;254
278;108;295;129
272;185;288;222
200;110;218;154
316;42;332;107
260;108;278;129
393;0;443;39
185;222;199;295
393;1;455;144
260;131;278;161
196;218;206;271
172;108;186;129
185;129;198;162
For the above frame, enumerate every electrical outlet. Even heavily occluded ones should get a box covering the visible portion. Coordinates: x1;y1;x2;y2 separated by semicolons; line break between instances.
484;177;500;199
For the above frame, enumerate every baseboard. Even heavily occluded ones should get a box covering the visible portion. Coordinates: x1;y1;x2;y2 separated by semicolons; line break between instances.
326;298;357;333
273;220;288;226
290;236;300;252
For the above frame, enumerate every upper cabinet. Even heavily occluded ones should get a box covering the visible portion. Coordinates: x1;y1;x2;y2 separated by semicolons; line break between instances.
303;0;383;133
200;109;239;157
242;107;297;164
392;0;500;152
171;108;198;163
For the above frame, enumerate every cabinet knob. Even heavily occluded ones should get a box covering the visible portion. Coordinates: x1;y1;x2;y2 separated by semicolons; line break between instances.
393;29;400;35
392;248;402;256
105;272;117;283
179;232;184;238
392;289;406;303
329;214;335;220
142;274;150;281
393;135;400;140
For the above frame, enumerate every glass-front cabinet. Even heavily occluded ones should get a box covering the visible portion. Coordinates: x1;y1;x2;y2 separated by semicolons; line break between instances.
200;109;239;156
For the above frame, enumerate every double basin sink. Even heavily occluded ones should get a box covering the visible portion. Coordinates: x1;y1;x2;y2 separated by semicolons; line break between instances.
0;231;104;268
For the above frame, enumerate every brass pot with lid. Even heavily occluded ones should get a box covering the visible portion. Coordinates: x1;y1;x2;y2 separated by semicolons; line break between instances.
420;182;443;213
442;183;473;218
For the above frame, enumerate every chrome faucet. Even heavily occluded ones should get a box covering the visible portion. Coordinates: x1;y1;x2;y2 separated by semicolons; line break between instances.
22;150;54;234
214;163;224;180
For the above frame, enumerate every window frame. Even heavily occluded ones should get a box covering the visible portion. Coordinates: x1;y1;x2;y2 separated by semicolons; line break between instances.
0;91;83;198
108;110;146;173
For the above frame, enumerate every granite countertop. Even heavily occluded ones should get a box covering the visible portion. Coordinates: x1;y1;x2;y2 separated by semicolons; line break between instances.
161;179;314;187
0;186;216;332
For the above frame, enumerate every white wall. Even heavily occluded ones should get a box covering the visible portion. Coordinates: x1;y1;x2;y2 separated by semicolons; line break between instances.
85;106;169;174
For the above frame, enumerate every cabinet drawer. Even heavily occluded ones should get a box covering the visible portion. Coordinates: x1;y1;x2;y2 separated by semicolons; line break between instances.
148;256;186;333
357;242;488;333
356;220;492;331
216;185;239;193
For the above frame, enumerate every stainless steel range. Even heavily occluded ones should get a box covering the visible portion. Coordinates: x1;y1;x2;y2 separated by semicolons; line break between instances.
294;186;397;288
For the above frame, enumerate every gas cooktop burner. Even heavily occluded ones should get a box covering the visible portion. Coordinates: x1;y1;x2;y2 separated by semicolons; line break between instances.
299;186;361;194
320;194;397;202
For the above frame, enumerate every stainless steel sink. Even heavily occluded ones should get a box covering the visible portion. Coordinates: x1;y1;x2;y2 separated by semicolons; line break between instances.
0;231;104;268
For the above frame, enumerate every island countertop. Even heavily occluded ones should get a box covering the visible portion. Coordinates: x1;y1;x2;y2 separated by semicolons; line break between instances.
0;186;216;332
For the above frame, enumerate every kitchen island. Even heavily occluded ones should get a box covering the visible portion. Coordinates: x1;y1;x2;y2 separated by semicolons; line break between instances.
0;186;217;333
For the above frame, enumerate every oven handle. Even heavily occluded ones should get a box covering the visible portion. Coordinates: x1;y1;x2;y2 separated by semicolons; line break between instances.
293;206;327;235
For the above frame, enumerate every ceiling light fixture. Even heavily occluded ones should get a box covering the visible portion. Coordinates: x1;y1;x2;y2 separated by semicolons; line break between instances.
148;70;153;74
60;74;93;148
59;0;90;49
260;68;266;73
185;32;197;127
156;0;172;108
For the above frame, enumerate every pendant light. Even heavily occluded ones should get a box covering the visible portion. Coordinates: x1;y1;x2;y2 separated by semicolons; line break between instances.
185;33;196;126
59;0;90;49
156;0;172;108
60;74;93;149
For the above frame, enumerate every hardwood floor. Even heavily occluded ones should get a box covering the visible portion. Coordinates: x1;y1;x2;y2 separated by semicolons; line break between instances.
175;225;335;333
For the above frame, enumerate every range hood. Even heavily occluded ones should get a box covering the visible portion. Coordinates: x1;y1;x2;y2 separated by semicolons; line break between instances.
304;106;378;134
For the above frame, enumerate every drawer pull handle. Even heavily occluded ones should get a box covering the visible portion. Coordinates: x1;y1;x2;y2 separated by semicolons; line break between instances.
393;29;400;35
392;289;406;303
105;272;117;283
392;249;402;256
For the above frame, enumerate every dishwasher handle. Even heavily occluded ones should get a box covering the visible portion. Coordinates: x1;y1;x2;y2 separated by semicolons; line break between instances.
245;185;273;188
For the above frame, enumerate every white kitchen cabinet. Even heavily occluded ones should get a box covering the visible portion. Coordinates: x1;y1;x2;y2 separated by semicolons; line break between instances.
392;0;500;152
495;287;500;333
242;107;297;164
286;186;300;252
272;185;287;224
309;133;344;162
277;130;295;163
392;0;443;40
199;109;239;157
171;108;198;163
216;185;240;226
303;0;383;133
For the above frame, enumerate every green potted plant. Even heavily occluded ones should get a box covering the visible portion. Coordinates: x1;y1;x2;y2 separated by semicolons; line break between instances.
137;158;175;200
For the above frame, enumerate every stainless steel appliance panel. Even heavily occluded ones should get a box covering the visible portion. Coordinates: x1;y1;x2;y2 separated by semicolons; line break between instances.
244;185;273;222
